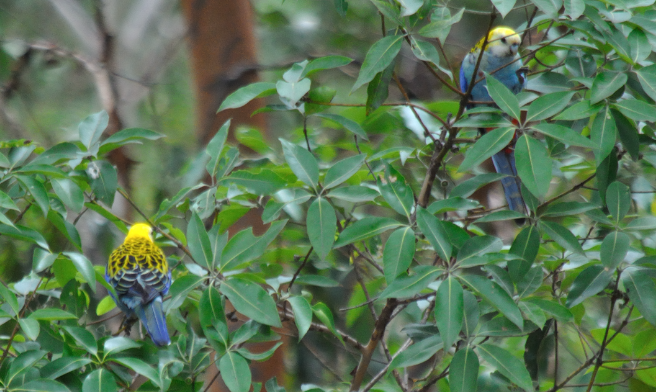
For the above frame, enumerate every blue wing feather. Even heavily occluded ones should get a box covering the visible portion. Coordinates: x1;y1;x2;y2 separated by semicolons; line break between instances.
136;297;170;347
491;150;525;214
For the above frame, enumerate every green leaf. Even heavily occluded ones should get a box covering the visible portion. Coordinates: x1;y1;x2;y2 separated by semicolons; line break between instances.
519;301;546;328
307;197;336;260
167;275;204;310
288;296;312;341
63;326;98;356
47;211;81;251
456;235;503;265
83;369;117;392
591;106;618;164
16;175;49;216
206;120;230;177
624;269;656;326
378;164;414;218
98;128;164;154
540;221;585;256
199;286;226;329
63;252;96;293
449;348;479;392
0;281;19;316
458;127;515;172
600;231;630;270
613;99;656;122
327;186;379;202
302;55;353;77
220;220;286;271
323;154;366;189
351;35;403;92
398;0;423;16
542;201;596;217
312;302;344;345
474;210;526;223
516;267;543;299
41;357;93;379
591;71;628;104
435;276;463;349
531;123;594;149
553;100;603;120
390;335;443;369
415;207;452;262
103;337;141;359
524;298;573;322
79;110;109;154
0;224;49;250
218;82;277;112
383;227;415;283
89;160;117;206
378;265;441;300
606;181;631;223
0;190;18;211
334;216;401;248
280;139;319;190
277;78;311;108
477;344;533;392
514;135;552;198
612;109;639;161
219;351;252;392
112;357;160;387
635;64;656;102
187;213;213;271
18;318;39;340
564;0;585;19
418;8;464;42
453;113;513;129
566;264;612;308
365;63;394;115
526;91;575;121
411;39;452;79
371;0;403;26
626;217;656;231
16;379;70;392
427;197;480;214
223;170;287;195
314;113;368;140
450;173;507;198
220;278;281;327
51;178;85;213
486;76;520;119
96;296;116;316
460;274;523;329
28;308;77;320
237;342;283;362
629;28;651;64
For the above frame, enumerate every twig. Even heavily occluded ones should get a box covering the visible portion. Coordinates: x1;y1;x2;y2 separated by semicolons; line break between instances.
288;246;313;291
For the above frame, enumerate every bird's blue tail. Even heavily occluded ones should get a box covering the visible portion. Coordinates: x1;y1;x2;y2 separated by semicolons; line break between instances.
137;297;170;346
491;150;526;214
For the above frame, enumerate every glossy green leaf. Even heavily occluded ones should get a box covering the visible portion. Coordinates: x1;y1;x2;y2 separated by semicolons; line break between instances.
98;128;164;154
564;0;585;19
323;154;366;189
16;175;49;216
515;135;552;198
519;301;546;328
103;337;141;358
205;120;230;177
474;210;526;223
83;369;117;392
456;235;503;265
167;274;204;310
477;344;533;391
0;281;19;316
516;266;543;299
450;173;507;198
352;35;403;92
280;139;319;190
418;8;464;42
62;252;96;293
427;197;480;214
307;197;336;260
624;268;656;326
112;357;160;387
220;278;281;327
613;99;656;122
629;28;651;64
199;286;226;330
591;106;617;164
540;221;585;256
606;181;631;223
460;274;523;329
553;100;602;120
626;217;656;231
379;265;441;300
449;348;479;392
327;186;379;202
41;357;93;379
219;351;251;392
458;127;515;172
224;169;287;195
288;296;312;341
187;213;213;271
635;63;656;102
334;216;401;248
487;76;520;119
525;298;573;322
0;224;49;250
383;227;415;283
79;110;108;154
63;326;98;355
314;113;368;140
591;71;628;104
28;308;76;320
218;82;277;112
88;160;117;206
390;335;443;369
612;109;639;161
526;91;575;121
16;379;69;392
600;231;630;270
378;164;414;218
566;264;612;308
312;302;344;345
220;220;286;271
435;276;463;349
302;55;352;77
531;123;594;149
51;178;84;213
415;207;452;262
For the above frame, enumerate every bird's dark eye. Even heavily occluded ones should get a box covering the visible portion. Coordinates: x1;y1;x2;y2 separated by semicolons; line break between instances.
501;37;507;43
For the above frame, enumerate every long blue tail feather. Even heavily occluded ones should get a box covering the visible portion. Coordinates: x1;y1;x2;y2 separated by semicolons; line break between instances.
136;297;170;346
491;150;526;214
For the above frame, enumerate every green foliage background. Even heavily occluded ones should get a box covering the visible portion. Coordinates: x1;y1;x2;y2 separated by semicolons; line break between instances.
2;0;656;391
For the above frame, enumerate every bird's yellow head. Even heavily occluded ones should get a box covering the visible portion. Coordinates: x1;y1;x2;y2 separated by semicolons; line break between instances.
125;223;154;242
474;27;521;58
